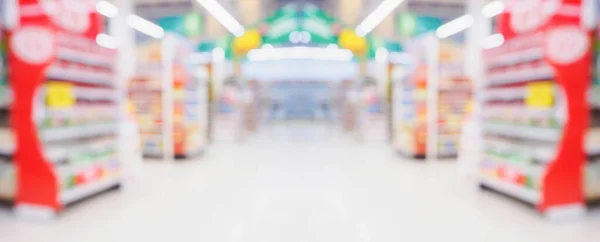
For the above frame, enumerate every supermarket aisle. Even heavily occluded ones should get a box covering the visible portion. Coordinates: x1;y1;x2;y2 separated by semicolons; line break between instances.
1;124;600;242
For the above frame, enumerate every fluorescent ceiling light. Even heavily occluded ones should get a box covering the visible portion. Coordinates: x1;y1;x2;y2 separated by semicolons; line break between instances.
435;14;474;38
197;0;244;37
96;33;118;49
96;1;119;18
126;14;164;39
482;1;504;18
356;0;404;37
247;47;354;61
482;33;504;49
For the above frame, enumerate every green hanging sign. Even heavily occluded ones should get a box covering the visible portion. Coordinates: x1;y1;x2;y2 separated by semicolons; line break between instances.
183;13;203;37
197;41;216;52
157;13;203;37
396;13;441;37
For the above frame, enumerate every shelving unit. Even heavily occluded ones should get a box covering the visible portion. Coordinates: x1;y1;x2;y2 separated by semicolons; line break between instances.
392;62;427;158
436;43;470;157
3;2;123;218
0;26;14;201
479;2;596;218
131;35;208;159
391;35;470;159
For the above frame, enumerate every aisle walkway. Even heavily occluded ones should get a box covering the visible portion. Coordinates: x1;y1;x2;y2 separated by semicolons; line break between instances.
1;124;599;242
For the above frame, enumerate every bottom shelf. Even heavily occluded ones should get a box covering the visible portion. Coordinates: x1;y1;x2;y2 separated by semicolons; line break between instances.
60;176;121;204
479;175;540;205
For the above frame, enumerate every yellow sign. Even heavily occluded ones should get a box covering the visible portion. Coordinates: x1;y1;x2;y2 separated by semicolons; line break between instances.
526;81;554;107
338;29;367;55
233;29;262;56
46;81;75;108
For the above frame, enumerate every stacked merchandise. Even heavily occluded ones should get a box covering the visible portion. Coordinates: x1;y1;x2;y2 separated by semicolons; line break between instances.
132;38;208;158
40;32;121;204
588;27;600;200
0;27;14;200
175;62;209;157
437;43;471;157
479;0;600;215
130;59;163;157
393;64;427;158
481;34;565;205
3;31;120;207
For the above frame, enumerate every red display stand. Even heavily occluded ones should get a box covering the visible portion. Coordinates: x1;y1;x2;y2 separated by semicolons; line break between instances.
481;0;593;220
8;0;119;219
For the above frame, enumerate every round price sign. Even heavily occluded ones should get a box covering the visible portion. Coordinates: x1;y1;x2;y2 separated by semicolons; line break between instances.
10;26;55;65
41;0;93;33
545;25;589;65
510;0;560;34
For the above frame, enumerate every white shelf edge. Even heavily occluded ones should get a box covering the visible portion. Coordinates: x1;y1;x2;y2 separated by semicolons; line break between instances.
484;123;561;142
41;123;117;142
60;176;121;204
479;175;541;204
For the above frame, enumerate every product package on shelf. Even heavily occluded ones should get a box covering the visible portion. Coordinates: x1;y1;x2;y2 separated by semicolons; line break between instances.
587;22;600;200
0;23;14;201
437;42;471;158
391;36;470;159
392;63;427;158
132;36;208;159
42;32;121;206
7;0;122;218
480;0;594;218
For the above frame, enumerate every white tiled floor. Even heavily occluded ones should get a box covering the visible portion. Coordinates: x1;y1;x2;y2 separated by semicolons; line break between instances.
1;124;600;242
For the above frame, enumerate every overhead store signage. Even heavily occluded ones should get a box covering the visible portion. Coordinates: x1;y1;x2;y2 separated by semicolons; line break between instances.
158;13;203;37
396;13;442;37
233;29;262;56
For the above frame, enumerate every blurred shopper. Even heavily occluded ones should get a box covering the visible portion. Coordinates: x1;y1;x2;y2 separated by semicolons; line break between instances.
355;79;378;142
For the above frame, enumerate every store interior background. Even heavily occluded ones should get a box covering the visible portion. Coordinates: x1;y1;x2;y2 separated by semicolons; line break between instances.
2;0;600;241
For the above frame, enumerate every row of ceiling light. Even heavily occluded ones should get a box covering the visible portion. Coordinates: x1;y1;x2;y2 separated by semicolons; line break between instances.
97;0;504;52
356;0;505;50
435;1;505;49
95;0;245;48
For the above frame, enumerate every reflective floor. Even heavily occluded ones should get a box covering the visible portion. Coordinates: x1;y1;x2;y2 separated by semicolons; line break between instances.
1;124;600;242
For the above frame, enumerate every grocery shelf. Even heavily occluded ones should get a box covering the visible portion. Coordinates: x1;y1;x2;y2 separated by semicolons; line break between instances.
478;11;594;217
4;8;124;219
485;47;544;69
483;123;562;142
487;65;554;87
56;47;113;68
47;66;114;87
484;138;555;163
41;123;117;143
479;175;541;204
60;176;120;204
483;86;527;102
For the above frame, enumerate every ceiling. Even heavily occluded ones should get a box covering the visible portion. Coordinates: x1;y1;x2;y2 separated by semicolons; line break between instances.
132;0;466;39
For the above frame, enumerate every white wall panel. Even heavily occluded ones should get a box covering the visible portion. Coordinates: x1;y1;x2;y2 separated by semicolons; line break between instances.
242;60;358;82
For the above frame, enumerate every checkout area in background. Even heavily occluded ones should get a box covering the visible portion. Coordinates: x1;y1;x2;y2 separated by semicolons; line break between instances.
212;77;260;142
340;77;388;142
266;81;334;122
